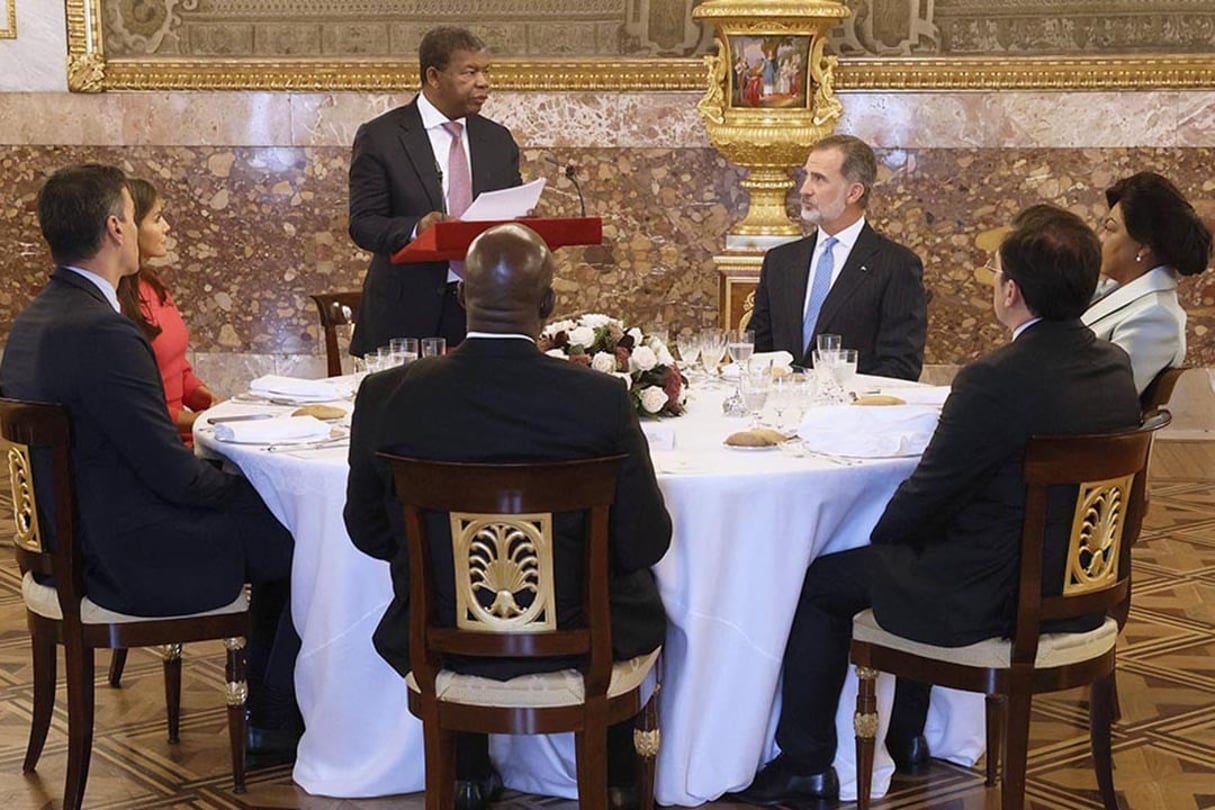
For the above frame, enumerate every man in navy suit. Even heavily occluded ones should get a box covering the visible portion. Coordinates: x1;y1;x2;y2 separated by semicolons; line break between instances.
348;26;522;356
0;164;300;762
345;223;671;810
735;205;1140;806
749;134;927;380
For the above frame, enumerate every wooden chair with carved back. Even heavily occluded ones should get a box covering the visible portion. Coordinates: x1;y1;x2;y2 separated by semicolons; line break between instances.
1;397;251;810
848;412;1168;810
311;292;362;377
382;454;661;810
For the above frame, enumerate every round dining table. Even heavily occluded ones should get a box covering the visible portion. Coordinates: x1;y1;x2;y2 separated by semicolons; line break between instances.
196;373;984;805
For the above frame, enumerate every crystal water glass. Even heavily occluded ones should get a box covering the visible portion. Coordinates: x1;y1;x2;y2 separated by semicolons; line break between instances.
831;348;859;394
739;366;771;427
390;337;419;366
421;337;446;357
726;329;755;368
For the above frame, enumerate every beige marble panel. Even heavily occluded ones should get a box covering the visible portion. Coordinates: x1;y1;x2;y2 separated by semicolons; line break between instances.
0;0;68;92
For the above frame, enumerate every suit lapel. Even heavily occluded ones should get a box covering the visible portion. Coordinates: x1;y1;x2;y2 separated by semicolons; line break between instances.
815;222;879;332
781;234;817;349
466;115;492;196
396;99;444;212
1082;267;1176;326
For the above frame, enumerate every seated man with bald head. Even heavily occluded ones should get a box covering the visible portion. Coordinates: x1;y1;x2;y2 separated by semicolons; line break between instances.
344;223;672;810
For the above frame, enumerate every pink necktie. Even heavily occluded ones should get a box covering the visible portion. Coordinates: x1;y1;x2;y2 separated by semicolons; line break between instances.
442;121;472;218
442;121;472;277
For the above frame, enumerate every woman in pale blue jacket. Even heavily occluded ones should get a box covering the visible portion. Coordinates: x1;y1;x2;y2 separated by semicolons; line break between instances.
1084;172;1212;394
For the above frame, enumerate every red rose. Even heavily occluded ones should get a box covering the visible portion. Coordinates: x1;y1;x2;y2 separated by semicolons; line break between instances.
570;353;592;367
663;365;684;412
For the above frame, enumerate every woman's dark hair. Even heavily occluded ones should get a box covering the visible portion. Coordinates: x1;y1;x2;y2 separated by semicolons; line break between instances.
1106;172;1212;277
116;177;170;340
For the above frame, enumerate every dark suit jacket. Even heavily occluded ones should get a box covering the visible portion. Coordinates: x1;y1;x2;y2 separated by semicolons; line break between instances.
749;223;927;380
0;269;259;615
343;337;672;680
347;98;522;355
867;319;1141;646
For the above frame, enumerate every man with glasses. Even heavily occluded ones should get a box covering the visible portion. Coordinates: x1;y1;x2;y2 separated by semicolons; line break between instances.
348;25;522;356
734;204;1140;807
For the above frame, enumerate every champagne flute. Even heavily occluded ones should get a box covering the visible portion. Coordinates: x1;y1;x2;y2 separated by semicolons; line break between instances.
699;328;726;383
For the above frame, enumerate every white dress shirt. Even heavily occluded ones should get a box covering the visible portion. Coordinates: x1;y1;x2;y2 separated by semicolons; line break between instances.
64;265;121;312
416;92;473;284
802;216;867;320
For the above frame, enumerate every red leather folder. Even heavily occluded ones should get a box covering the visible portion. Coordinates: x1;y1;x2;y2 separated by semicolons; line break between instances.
391;217;603;264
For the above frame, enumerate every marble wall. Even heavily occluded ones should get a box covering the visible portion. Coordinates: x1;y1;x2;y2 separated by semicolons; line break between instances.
3;90;1214;384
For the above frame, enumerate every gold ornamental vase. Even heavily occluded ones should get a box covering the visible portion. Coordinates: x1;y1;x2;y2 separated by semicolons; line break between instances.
693;0;850;248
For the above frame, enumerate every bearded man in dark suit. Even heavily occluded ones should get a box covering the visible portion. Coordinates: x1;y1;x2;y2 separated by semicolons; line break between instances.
735;205;1141;807
348;25;522;356
344;223;671;810
0;164;300;762
748;134;927;380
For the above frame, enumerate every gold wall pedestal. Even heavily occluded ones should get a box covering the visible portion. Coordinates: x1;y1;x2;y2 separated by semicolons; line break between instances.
692;0;849;329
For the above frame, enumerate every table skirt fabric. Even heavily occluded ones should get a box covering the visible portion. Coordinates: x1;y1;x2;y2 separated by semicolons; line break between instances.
196;375;984;805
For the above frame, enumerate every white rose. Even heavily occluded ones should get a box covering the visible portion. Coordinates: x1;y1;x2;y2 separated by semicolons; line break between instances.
545;349;568;359
630;345;658;372
614;372;634;387
591;352;618;373
580;313;612;329
544;319;575;338
640;386;668;414
627;327;644;344
656;346;675;366
568;325;596;349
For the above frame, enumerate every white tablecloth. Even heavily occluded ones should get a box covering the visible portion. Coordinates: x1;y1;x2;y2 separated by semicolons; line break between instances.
196;374;983;805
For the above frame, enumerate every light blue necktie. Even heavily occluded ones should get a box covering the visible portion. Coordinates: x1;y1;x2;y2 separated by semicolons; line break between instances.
802;235;838;357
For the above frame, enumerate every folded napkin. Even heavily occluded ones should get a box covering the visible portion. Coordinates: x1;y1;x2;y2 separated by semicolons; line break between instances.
720;351;794;380
249;374;341;401
880;385;951;408
641;422;676;451
213;416;332;444
798;404;940;458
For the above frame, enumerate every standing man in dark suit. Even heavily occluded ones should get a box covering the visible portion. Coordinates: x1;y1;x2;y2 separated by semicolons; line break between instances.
348;26;522;356
344;223;671;810
734;205;1141;806
749;134;927;380
0;164;301;761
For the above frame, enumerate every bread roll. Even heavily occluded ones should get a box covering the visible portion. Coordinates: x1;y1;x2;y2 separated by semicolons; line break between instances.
292;404;347;420
725;430;776;447
852;394;905;406
751;427;789;444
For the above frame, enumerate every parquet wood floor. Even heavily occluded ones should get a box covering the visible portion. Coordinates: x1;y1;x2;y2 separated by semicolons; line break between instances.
1;440;1212;809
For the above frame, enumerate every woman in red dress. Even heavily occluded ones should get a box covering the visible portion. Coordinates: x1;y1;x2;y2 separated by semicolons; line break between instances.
117;178;215;446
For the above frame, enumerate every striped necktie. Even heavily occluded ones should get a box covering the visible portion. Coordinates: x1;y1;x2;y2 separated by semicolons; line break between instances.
802;235;838;357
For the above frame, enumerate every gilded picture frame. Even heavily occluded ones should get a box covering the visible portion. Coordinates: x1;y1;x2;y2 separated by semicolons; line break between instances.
1;0;16;40
66;0;1215;93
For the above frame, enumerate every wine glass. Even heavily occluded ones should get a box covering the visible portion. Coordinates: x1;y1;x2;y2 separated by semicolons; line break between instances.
698;329;726;383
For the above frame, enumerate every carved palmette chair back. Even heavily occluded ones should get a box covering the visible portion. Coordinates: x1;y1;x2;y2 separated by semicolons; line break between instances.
848;411;1169;810
0;397;251;810
383;453;662;810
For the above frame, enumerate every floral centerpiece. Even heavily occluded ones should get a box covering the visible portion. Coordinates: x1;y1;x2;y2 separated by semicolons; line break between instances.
539;313;687;417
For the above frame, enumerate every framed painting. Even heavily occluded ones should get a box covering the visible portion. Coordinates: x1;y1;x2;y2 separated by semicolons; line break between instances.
66;0;1215;92
1;0;15;40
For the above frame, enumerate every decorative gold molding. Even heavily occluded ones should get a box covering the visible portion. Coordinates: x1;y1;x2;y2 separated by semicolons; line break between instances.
0;0;15;40
66;0;1215;92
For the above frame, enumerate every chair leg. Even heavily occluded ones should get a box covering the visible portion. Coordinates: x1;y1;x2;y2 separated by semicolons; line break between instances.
1090;673;1119;810
159;644;183;743
1000;689;1033;810
107;649;128;688
635;686;661;810
1109;670;1122;723
575;699;609;810
62;640;96;810
420;700;455;810
23;617;57;773
223;638;248;794
854;666;879;810
985;694;1004;787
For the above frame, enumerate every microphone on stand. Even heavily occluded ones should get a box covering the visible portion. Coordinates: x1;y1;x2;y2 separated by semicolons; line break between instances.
564;164;587;218
546;155;587;217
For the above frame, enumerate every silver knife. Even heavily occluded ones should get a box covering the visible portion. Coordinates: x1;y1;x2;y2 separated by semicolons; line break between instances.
206;413;275;425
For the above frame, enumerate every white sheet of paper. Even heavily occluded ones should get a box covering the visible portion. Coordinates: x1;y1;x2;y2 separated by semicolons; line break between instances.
460;178;547;222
